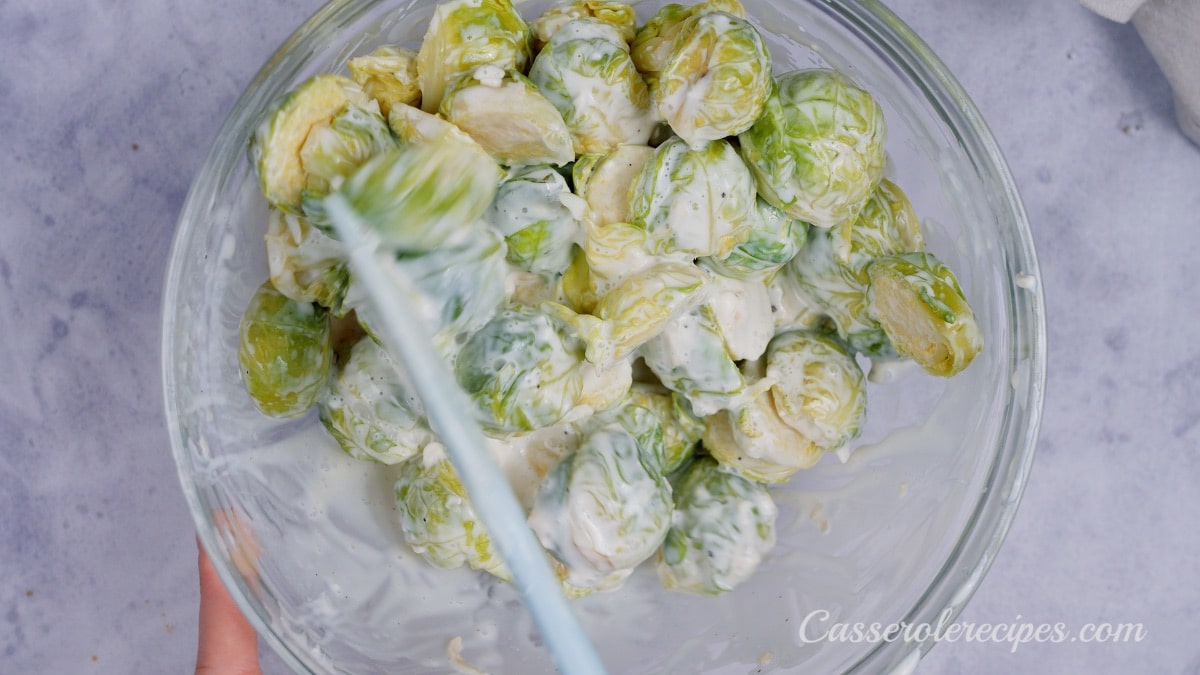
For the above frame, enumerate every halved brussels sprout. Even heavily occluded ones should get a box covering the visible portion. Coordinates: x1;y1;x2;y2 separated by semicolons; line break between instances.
319;336;432;464
627;382;704;474
703;198;809;278
639;304;745;416
299;103;398;195
528;405;672;592
327;140;499;252
738;69;886;228
704;271;775;361
264;210;350;314
657;457;776;594
630;0;745;79
442;68;574;166
532;0;638;49
237;282;331;418
455;304;587;432
654;11;771;146
579;219;657;295
250;75;371;211
347;45;422;116
766;330;866;452
395;445;511;580
866;252;981;377
487;165;584;274
571;261;709;368
528;19;656;154
628;137;757;257
386;103;466;148
702;385;822;483
831;178;924;279
572;145;655;227
416;0;532;113
348;228;509;362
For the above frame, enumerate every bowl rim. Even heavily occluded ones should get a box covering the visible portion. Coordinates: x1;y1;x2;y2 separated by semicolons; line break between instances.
161;0;1046;672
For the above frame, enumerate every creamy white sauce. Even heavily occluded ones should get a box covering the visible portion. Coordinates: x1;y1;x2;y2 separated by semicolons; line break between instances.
708;273;775;361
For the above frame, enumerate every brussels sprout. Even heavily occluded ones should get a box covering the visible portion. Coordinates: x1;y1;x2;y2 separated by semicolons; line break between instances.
528;19;656;154
385;103;463;147
327;141;499;252
347;45;422;116
653;11;771;146
738;69;886;228
630;0;745;79
264;210;350;314
831;178;924;279
487;165;584;274
628;137;757;257
765;261;828;333
484;420;586;510
626;383;704;474
703;386;822;483
250;75;371;211
237;282;331;418
528;405;672;591
416;0;532;113
532;0;638;50
572;145;655;227
571;261;708;368
766;331;866;452
866;252;981;377
349;227;509;362
639;304;745;416
577;358;635;416
580;219;655;292
703;198;810;278
299;103;398;195
703;271;775;361
319;337;432;464
790;225;893;357
657;457;776;594
442;68;575;167
395;445;511;580
455;304;587;432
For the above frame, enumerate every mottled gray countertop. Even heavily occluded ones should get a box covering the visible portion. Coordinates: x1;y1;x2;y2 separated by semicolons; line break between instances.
2;1;1198;673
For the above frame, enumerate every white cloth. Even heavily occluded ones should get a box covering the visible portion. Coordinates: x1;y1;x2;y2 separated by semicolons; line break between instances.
1080;0;1148;22
1132;0;1200;145
1082;0;1200;146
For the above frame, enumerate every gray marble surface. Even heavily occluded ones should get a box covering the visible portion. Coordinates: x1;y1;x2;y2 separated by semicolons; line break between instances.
2;0;1198;673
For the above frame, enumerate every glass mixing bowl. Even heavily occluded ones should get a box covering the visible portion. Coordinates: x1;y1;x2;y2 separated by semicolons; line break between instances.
162;0;1045;672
